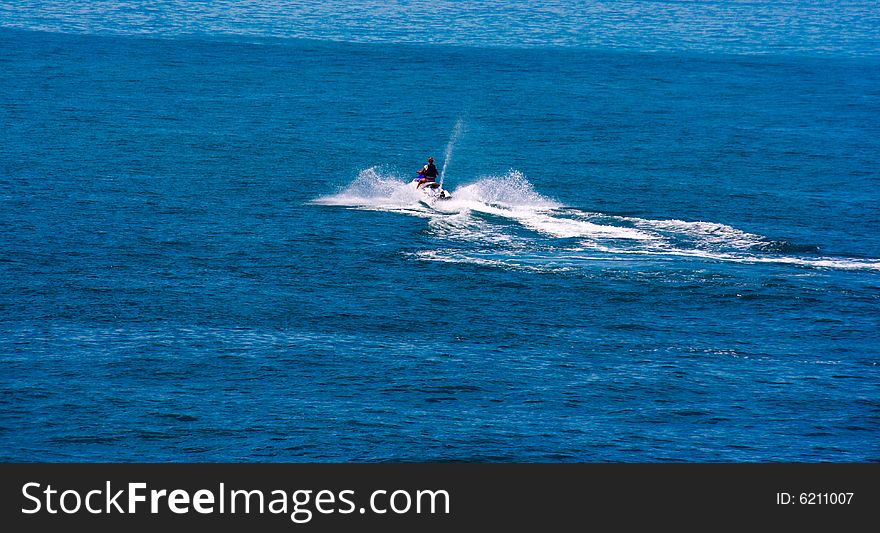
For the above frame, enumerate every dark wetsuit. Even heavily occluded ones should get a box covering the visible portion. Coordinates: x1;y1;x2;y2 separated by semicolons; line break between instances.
423;163;438;181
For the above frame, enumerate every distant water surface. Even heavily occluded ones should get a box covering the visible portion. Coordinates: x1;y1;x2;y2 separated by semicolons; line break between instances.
1;0;879;56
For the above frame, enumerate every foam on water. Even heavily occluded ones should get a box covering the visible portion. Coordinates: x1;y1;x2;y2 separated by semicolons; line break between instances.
449;170;561;210
573;244;880;272
312;166;428;213
317;167;880;273
514;213;656;240
427;213;520;246
314;168;560;212
617;216;770;251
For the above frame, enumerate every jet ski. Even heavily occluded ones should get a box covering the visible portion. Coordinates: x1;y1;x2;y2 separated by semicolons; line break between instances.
412;175;451;204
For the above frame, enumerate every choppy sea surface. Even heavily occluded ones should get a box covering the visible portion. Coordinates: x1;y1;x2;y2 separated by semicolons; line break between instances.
1;2;878;461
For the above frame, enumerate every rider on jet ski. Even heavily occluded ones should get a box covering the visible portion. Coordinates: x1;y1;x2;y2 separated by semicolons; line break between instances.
415;157;438;188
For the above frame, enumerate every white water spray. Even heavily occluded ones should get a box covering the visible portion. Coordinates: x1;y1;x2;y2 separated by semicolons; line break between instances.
313;167;880;273
439;118;464;187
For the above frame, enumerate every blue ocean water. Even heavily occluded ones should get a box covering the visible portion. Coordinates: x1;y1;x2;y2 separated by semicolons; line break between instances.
1;3;879;462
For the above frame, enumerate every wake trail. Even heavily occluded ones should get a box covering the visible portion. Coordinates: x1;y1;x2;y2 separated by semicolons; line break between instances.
314;167;880;273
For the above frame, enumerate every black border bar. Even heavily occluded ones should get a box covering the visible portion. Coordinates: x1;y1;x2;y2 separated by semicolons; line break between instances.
2;463;876;530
